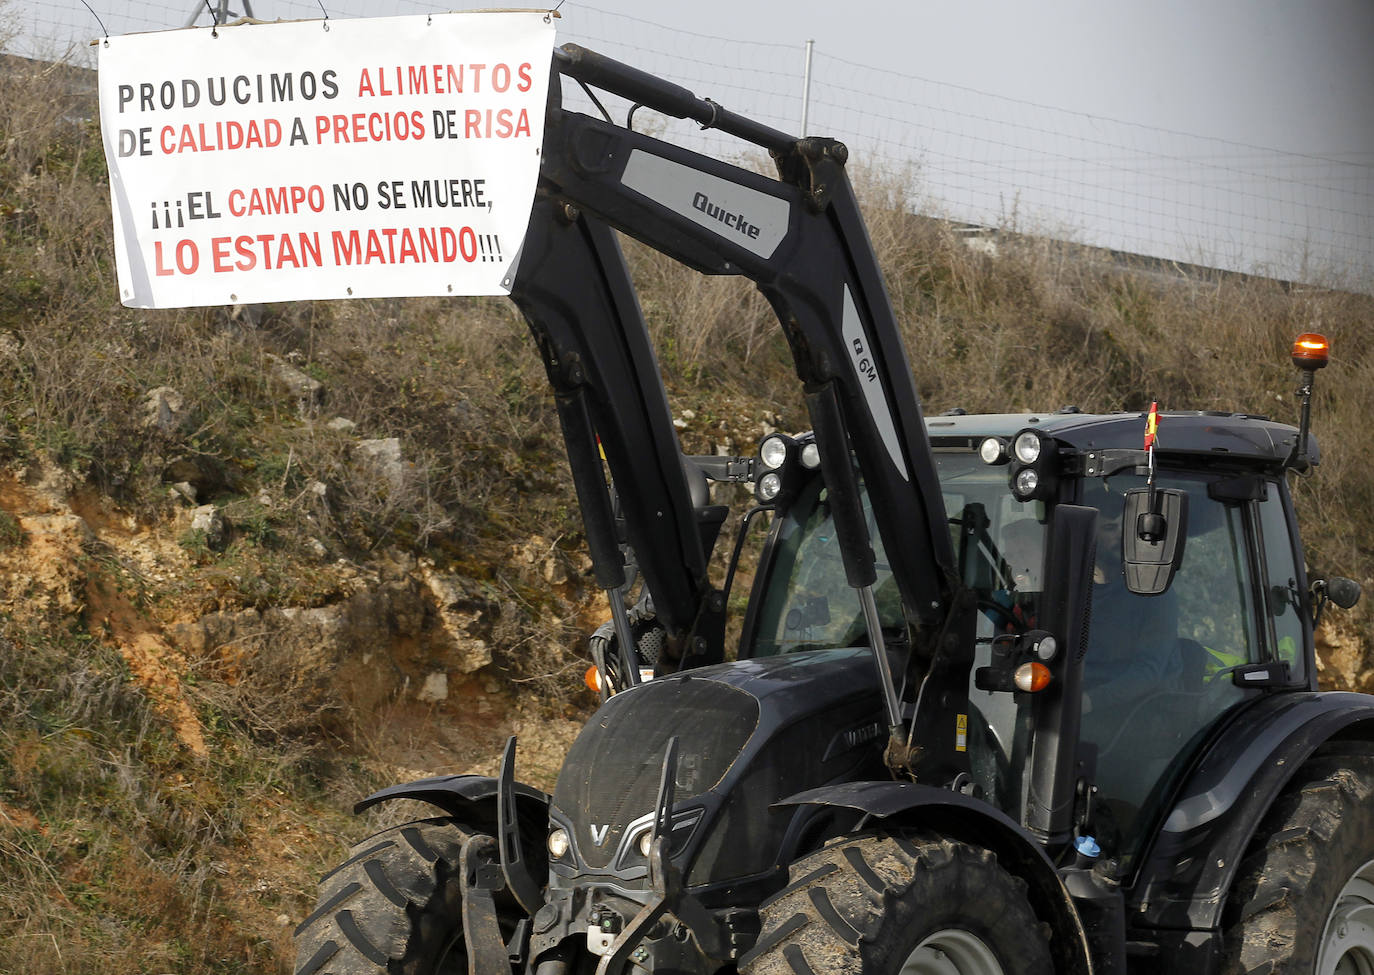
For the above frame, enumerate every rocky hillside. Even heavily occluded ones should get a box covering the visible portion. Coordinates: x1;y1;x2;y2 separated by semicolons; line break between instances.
2;49;1373;974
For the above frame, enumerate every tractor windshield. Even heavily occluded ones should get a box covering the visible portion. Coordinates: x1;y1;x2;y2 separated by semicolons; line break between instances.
745;447;1043;825
747;474;901;656
749;449;1044;657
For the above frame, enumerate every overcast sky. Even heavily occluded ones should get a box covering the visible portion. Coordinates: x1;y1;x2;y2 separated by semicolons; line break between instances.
545;0;1372;281
22;0;1370;156
559;0;1373;157
12;0;1374;282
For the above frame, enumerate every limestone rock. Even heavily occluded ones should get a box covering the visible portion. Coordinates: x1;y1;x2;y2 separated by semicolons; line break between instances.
144;386;187;434
189;504;224;548
419;565;493;674
356;437;410;490
264;353;324;415
418;671;448;703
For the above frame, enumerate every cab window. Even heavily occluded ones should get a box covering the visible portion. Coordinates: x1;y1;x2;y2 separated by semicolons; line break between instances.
748;477;903;656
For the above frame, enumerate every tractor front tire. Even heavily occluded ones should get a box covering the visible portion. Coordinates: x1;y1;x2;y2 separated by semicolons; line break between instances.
1223;750;1374;973
294;816;512;975
741;831;1053;975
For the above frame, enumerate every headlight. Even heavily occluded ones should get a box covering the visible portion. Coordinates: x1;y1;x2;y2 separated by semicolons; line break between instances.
1013;430;1043;464
800;442;821;469
548;828;570;859
756;433;803;507
1008;428;1057;501
638;831;653;857
759;434;790;470
979;437;1007;465
757;471;782;501
1014;468;1040;498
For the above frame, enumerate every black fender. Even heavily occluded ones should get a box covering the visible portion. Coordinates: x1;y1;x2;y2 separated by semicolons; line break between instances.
356;773;551;846
776;781;1092;975
1132;690;1374;940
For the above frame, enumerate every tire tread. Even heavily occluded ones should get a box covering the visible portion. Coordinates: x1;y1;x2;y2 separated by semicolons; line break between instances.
293;817;476;975
336;910;390;966
740;831;1051;975
1222;752;1374;974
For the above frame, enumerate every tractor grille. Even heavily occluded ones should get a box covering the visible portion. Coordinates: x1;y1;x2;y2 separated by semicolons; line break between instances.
552;677;758;870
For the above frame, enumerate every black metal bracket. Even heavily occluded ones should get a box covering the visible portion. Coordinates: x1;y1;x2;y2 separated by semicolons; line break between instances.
593;737;689;975
496;736;544;916
460;835;514;975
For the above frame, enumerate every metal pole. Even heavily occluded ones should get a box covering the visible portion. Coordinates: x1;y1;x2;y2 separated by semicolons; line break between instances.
186;0;254;26
608;585;642;688
800;39;814;136
858;585;903;729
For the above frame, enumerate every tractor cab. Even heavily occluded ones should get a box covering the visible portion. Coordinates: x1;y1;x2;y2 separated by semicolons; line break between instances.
739;409;1333;875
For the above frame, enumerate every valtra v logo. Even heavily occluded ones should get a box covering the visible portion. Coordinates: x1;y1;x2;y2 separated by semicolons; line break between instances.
588;823;611;846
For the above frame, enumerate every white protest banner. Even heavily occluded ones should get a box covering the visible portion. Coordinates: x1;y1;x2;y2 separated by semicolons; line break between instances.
98;11;555;308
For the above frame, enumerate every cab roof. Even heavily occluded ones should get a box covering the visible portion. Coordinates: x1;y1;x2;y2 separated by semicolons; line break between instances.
924;410;1313;469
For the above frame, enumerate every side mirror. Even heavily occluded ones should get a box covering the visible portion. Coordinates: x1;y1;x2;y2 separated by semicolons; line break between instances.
1121;488;1188;595
1310;576;1361;628
1325;576;1362;609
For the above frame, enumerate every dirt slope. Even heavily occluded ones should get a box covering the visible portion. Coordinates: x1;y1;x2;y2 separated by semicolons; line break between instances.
0;458;591;972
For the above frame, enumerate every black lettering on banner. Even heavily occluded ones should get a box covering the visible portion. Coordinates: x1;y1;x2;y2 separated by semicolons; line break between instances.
332;183;369;211
376;180;407;210
408;178;487;209
117;69;340;112
118;128;152;157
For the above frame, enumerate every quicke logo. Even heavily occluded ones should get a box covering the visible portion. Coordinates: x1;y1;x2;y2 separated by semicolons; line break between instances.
691;191;762;241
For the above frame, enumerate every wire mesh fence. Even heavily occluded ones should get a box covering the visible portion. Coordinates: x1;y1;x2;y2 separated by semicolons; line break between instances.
6;0;1372;290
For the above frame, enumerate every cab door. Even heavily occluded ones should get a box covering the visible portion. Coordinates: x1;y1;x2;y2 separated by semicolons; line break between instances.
1077;470;1274;873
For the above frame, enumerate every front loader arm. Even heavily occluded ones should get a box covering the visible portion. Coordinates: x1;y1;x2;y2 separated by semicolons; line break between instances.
542;44;957;632
526;46;983;783
510;198;724;665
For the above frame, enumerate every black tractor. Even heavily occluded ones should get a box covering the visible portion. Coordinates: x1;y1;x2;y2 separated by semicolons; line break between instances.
294;44;1371;975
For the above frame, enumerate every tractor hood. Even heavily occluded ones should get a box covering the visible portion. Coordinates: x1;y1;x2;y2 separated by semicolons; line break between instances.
547;649;885;893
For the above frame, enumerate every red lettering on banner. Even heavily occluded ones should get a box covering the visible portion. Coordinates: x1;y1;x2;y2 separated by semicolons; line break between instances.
461;108;531;139
330;226;469;265
152;239;200;274
207;233;324;271
314;111;426;144
356;62;528;96
159;119;284;154
228;185;326;216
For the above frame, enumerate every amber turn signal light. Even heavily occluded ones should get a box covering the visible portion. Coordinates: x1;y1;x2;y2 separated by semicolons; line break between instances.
585;666;602;694
1014;661;1052;693
1292;333;1330;371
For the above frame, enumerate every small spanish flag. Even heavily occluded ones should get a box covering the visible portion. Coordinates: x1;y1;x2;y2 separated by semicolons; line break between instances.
1143;401;1159;450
